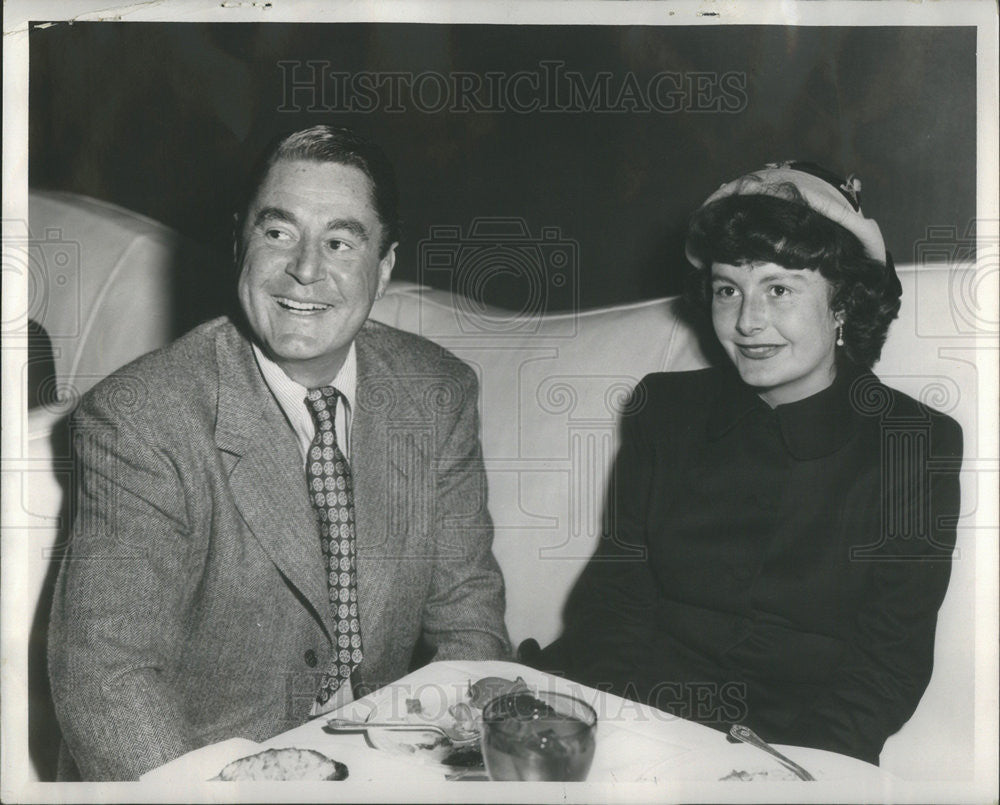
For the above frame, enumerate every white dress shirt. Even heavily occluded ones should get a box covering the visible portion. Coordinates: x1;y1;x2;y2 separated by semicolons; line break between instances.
251;343;357;462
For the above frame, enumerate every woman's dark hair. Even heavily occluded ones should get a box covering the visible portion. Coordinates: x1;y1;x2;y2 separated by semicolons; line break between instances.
237;125;400;256
685;190;901;368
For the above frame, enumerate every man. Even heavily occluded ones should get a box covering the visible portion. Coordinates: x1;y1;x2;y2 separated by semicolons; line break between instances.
48;126;511;780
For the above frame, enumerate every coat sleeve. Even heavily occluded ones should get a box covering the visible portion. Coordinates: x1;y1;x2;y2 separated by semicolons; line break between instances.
48;377;203;780
534;376;664;697
418;361;512;661
776;412;964;764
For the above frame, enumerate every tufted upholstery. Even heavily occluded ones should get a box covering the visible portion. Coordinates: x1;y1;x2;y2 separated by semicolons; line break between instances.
17;191;984;781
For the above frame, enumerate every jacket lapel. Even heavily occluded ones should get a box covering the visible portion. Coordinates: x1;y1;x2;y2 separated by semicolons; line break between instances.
212;322;335;639
351;324;417;645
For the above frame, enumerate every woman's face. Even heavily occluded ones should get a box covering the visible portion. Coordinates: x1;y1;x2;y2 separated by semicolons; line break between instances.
710;261;841;407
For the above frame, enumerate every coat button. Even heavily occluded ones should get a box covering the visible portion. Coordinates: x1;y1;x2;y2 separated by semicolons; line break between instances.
304;649;318;667
732;565;752;582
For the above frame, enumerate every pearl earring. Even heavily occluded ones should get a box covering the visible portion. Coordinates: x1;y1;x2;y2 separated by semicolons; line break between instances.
836;323;845;347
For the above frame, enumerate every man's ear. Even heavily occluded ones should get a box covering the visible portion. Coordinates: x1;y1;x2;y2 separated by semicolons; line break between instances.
375;242;397;299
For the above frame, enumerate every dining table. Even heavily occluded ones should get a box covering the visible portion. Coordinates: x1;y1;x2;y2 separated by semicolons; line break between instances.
140;659;903;802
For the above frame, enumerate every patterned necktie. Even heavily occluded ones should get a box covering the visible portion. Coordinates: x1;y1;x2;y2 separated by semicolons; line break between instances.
304;387;363;707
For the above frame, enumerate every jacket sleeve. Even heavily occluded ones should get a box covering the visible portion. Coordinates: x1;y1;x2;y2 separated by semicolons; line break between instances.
777;412;964;764
535;377;663;697
48;378;202;780
419;362;512;661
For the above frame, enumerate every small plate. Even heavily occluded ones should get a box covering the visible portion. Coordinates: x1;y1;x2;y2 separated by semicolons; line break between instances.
363;682;485;772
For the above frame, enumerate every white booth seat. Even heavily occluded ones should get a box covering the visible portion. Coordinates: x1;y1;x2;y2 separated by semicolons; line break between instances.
26;191;227;405
19;191;984;781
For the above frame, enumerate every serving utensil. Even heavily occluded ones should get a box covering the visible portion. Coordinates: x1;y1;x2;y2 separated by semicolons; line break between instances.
324;717;480;746
728;724;815;781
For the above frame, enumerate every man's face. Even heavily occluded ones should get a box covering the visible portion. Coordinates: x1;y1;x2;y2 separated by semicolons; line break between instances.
237;159;396;387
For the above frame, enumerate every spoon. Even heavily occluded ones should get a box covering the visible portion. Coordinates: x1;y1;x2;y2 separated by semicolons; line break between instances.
324;717;480;746
728;724;816;781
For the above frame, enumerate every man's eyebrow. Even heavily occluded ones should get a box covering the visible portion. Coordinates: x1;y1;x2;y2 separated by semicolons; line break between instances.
252;210;371;242
253;207;297;227
326;218;370;242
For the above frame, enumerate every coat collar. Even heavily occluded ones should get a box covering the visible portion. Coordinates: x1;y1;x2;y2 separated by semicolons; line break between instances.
211;318;416;649
707;358;869;460
349;320;417;551
348;322;421;648
212;319;335;638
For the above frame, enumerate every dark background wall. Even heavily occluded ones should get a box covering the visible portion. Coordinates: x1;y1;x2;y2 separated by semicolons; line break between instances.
29;22;976;312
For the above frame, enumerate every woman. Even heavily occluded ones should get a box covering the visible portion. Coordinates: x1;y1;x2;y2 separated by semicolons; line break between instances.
529;162;963;765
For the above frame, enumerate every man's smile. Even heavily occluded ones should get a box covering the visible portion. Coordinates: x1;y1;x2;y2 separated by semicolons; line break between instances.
274;296;334;313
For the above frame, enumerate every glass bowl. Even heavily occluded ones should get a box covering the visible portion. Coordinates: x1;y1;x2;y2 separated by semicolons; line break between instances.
481;689;597;781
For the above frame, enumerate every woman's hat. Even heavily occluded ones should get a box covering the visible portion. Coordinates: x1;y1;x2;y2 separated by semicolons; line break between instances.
686;161;888;269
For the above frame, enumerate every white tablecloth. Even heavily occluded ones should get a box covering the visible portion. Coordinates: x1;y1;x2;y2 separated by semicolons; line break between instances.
143;659;899;798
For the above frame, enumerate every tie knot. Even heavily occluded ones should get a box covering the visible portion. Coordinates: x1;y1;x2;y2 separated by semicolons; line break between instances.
305;386;340;429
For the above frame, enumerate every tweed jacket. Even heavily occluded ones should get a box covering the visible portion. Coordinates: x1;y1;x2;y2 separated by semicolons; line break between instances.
48;316;510;780
538;362;962;765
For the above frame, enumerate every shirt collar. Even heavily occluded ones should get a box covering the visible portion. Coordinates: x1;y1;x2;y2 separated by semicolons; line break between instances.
707;358;867;460
251;343;357;448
